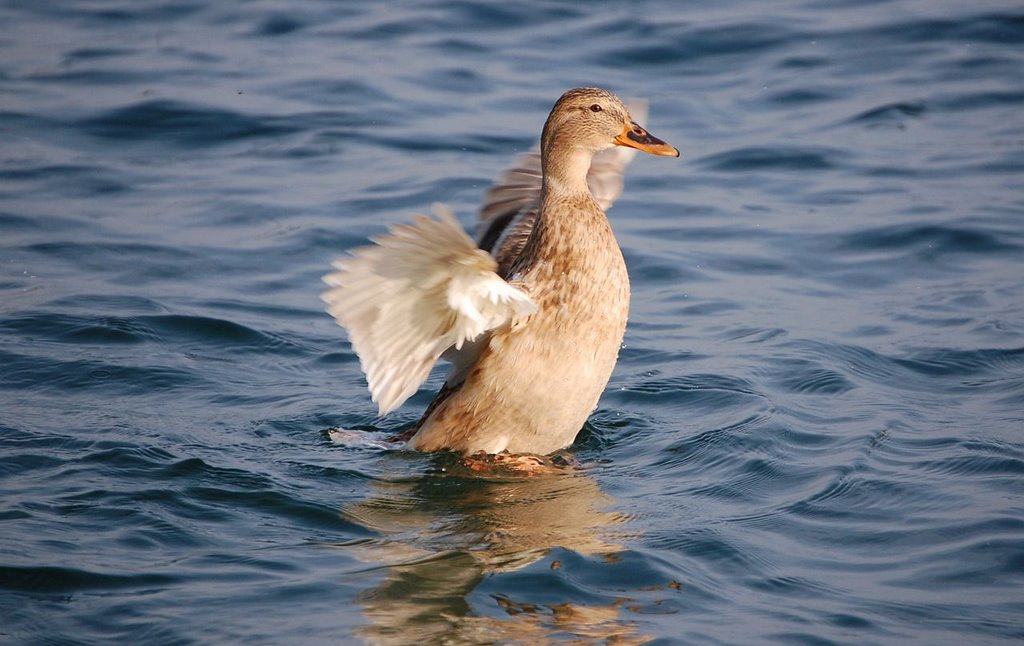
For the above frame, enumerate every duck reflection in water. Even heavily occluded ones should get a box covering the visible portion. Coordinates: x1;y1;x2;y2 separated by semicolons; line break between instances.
333;455;653;644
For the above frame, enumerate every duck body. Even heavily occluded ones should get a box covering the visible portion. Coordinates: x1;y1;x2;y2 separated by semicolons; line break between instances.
407;189;630;454
323;88;678;456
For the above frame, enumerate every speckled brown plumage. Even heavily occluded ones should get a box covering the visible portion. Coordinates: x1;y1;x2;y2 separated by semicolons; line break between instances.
407;191;630;455
403;88;678;455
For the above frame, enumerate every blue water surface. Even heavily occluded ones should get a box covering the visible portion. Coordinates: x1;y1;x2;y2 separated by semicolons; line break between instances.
2;0;1023;643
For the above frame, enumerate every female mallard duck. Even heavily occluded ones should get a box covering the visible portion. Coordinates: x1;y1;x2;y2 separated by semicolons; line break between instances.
323;87;678;455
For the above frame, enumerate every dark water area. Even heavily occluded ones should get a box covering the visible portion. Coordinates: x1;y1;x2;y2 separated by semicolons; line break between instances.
2;0;1023;643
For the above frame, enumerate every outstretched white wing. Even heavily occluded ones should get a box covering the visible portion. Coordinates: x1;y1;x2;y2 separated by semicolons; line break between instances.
322;205;536;415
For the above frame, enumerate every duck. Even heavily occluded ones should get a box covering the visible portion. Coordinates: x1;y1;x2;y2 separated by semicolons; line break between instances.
323;87;678;455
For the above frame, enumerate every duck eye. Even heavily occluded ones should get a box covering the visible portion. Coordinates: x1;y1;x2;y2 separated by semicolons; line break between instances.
589;104;602;113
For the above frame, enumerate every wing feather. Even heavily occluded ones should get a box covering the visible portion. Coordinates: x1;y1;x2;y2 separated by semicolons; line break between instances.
322;205;535;415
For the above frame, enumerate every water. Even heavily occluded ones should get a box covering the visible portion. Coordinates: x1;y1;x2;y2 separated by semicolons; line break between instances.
2;0;1023;643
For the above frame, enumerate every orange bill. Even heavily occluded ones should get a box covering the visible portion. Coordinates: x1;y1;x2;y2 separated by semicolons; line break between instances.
613;122;680;157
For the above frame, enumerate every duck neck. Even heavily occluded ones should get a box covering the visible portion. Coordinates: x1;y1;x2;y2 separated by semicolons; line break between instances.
540;135;595;205
515;140;605;267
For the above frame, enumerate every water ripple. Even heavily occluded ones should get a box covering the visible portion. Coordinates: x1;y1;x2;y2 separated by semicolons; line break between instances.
79;101;301;146
0;565;177;593
836;223;1022;256
2;0;1023;643
700;146;844;172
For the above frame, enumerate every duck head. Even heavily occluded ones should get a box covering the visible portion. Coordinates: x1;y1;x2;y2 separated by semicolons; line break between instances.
540;87;678;192
542;88;680;156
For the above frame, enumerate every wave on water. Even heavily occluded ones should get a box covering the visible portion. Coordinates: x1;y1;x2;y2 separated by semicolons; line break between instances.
2;0;1023;643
